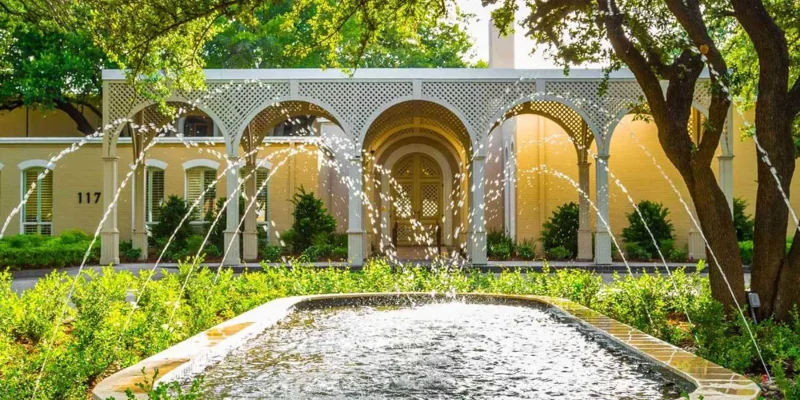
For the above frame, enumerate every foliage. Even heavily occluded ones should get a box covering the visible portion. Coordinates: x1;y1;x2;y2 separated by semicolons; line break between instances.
622;201;675;259
0;229;98;269
487;229;515;260
204;1;479;69
202;196;244;252
262;245;282;262
659;240;688;263
119;241;142;262
740;241;754;266
540;202;579;258
150;196;194;252
624;242;652;261
121;368;204;400
516;239;536;261
2;262;800;397
546;245;572;261
734;198;755;242
186;235;221;259
289;187;336;253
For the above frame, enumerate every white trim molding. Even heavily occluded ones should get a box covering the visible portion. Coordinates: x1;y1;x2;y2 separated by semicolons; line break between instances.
182;159;220;171
145;159;169;170
18;159;55;171
0;162;4;171
255;159;273;170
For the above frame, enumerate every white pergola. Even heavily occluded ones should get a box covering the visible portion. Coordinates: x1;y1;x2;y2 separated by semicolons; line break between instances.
99;68;732;266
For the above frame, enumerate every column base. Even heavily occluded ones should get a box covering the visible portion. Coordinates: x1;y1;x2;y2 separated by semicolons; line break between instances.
469;230;487;266
348;231;364;266
100;231;120;265
594;230;612;265
131;231;148;261
577;229;593;260
242;231;258;261
222;231;241;266
688;230;707;261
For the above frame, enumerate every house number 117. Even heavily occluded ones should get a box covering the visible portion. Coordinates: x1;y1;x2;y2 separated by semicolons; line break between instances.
78;192;101;204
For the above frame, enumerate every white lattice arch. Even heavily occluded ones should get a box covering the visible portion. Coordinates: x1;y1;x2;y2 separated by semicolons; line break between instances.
108;97;228;154
232;96;353;152
359;97;475;151
487;95;600;139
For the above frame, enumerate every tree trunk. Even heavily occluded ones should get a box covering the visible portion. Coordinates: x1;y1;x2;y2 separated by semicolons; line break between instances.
749;84;798;321
55;101;97;136
689;165;747;309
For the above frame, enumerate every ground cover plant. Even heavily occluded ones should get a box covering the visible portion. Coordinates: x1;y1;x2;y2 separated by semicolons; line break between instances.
0;260;798;399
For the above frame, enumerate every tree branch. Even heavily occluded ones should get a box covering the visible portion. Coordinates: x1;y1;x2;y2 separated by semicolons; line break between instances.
55;101;96;136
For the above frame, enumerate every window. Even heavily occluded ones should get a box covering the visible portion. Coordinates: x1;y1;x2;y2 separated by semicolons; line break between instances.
22;168;53;235
186;167;216;220
256;169;269;224
269;116;316;137
146;167;165;223
183;115;213;137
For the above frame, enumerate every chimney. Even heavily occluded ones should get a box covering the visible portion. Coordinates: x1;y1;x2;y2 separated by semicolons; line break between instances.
488;19;515;68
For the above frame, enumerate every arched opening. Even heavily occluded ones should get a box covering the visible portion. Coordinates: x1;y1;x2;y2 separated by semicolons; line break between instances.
361;100;471;260
486;100;597;261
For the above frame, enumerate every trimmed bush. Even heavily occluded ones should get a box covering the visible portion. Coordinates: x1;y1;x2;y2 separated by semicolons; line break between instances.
546;245;572;260
262;245;282;262
541;202;579;259
0;230;98;269
290;187;336;253
622;200;674;259
487;229;514;259
119;241;142;262
624;242;651;261
733;198;754;242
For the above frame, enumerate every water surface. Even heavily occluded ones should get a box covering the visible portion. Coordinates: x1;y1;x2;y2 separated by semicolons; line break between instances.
197;302;687;399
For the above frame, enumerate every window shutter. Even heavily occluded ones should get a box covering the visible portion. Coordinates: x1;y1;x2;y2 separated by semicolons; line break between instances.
147;168;165;222
22;168;52;235
187;168;204;220
40;171;53;224
23;169;38;224
256;170;269;223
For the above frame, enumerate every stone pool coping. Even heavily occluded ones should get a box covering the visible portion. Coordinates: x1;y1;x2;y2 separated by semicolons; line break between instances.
92;293;760;400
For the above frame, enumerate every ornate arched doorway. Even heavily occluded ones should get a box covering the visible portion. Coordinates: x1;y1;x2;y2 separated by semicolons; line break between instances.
391;153;443;247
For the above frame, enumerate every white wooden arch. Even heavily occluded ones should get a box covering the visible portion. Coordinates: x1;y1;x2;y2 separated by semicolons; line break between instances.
485;95;602;144
18;159;55;171
145;159;169;170
232;96;353;153
182;159;220;171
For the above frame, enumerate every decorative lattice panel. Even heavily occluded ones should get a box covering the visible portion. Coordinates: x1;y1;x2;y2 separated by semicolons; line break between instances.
420;157;439;177
298;81;413;138
393;183;413;218
394;159;413;177
246;101;336;138
422;81;538;139
545;80;644;135
421;183;439;218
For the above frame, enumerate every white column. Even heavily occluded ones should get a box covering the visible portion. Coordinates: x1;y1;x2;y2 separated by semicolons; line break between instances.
223;158;241;265
100;156;120;265
242;165;258;261
577;160;593;260
718;155;734;214
594;155;612;265
347;157;365;266
131;162;148;260
470;155;488;265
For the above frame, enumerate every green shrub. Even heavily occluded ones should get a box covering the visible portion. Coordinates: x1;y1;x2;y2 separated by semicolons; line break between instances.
622;200;674;259
0;230;99;269
516;239;536;261
119;241;142;262
262;245;282;262
541;202;579;258
203;197;245;250
739;240;753;265
289;187;336;253
733;197;755;241
487;229;514;259
546;245;572;260
150;196;194;251
302;244;333;261
624;242;652;260
331;247;348;260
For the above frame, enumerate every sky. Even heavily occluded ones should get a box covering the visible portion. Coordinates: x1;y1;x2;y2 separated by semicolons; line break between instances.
456;0;603;69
